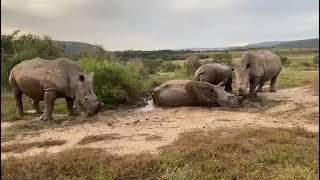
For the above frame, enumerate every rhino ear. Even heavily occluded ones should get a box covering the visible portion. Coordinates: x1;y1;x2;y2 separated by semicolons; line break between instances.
218;79;228;87
88;72;95;81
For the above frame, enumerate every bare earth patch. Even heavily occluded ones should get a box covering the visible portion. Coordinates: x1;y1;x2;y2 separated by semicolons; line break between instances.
1;86;318;159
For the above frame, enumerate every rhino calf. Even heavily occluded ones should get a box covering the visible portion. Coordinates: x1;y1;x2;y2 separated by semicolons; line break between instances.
152;80;243;107
9;57;104;121
194;63;233;92
235;51;282;96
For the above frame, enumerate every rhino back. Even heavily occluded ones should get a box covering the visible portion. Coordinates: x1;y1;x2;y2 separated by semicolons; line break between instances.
11;57;82;100
153;80;194;107
254;51;282;80
195;63;232;84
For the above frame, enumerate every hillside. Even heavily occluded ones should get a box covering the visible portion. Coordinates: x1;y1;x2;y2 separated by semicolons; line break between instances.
274;38;319;48
54;41;99;56
246;41;288;48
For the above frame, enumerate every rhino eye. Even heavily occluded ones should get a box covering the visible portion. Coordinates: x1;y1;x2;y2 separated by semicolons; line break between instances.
246;64;250;68
85;97;88;101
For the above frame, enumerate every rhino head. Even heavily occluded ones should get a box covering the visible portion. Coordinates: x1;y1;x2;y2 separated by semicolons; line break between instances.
212;80;243;108
234;52;264;96
75;72;104;116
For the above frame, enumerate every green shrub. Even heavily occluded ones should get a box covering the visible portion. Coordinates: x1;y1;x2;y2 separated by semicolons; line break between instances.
161;61;180;72
313;55;319;64
211;52;233;65
79;58;145;106
142;59;163;74
281;56;288;66
184;56;201;75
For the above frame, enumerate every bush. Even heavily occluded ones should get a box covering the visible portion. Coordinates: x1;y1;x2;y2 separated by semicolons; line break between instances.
184;56;201;75
281;56;288;66
79;58;146;106
161;61;180;72
313;55;319;64
126;59;149;79
211;52;233;65
142;59;163;74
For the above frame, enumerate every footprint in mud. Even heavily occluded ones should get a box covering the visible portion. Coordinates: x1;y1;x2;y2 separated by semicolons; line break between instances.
145;135;163;141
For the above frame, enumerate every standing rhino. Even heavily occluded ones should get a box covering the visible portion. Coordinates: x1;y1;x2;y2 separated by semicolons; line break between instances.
152;80;243;107
235;51;282;96
194;63;233;92
9;57;104;120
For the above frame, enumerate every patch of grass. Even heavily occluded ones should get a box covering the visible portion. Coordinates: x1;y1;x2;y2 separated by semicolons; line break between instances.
77;133;123;145
1;91;69;122
276;69;319;90
1;116;77;142
2;127;318;179
1;139;67;153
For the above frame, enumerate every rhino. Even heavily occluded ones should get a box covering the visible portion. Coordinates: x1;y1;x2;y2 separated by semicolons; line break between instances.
152;80;243;107
9;57;104;121
194;63;233;92
234;51;282;96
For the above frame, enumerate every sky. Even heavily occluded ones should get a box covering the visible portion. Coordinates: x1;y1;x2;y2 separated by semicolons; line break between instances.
1;0;319;50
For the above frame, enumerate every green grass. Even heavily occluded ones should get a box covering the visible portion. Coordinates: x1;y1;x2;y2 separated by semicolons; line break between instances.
1;92;68;122
2;127;318;179
2;140;67;153
276;69;319;90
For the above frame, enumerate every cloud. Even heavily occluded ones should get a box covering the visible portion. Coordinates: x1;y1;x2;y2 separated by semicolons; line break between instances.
1;0;318;50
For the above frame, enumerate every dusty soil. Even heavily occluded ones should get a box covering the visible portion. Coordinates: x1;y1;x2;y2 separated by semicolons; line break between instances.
1;86;318;159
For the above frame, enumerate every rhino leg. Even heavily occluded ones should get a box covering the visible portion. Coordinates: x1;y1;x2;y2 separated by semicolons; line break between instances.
32;100;42;113
14;89;24;118
65;97;78;116
40;91;56;121
256;80;265;92
269;75;278;92
225;78;233;93
249;77;261;96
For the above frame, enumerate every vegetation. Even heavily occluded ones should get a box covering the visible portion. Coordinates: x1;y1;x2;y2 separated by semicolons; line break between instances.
161;61;180;72
2;140;66;153
2;127;318;179
1;31;65;89
184;56;201;75
79;58;147;106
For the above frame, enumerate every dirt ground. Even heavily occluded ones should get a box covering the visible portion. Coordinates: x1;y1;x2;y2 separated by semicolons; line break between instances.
1;86;319;159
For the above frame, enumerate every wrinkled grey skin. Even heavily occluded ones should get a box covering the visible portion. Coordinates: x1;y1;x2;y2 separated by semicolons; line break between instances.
194;63;233;92
235;51;282;96
9;57;104;121
152;80;243;108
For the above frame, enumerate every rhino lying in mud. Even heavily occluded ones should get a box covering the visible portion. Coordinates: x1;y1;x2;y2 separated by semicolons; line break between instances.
9;57;104;121
235;50;282;96
194;63;234;92
152;80;243;107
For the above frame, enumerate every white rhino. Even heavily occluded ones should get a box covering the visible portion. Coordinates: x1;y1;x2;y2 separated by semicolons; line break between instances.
152;80;243;107
9;57;104;120
194;63;233;92
235;51;282;96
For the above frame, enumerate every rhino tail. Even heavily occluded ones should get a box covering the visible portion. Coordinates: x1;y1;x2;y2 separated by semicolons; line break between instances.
152;87;161;106
8;70;18;91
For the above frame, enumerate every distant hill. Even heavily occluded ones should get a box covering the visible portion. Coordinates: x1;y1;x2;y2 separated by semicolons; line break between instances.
246;41;289;48
183;38;319;52
274;38;319;49
54;41;99;56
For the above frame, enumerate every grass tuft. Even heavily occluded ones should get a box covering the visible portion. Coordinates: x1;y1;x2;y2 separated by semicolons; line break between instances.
1;139;67;153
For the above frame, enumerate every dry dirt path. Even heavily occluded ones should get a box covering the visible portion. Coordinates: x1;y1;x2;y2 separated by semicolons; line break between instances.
1;86;318;159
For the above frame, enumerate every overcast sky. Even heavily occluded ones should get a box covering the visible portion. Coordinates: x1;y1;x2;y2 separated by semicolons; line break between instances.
1;0;319;50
